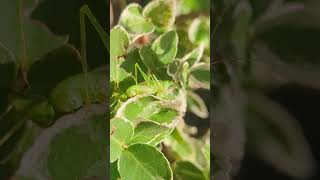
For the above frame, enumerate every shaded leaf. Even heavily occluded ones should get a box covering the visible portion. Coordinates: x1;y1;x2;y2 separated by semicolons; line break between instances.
174;161;207;180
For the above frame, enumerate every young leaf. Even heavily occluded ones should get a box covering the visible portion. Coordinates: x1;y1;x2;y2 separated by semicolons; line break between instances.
179;0;210;14
110;118;134;163
143;0;176;30
117;96;180;126
119;3;154;35
181;44;205;68
110;26;131;84
118;144;173;180
188;18;210;48
129;121;173;146
151;31;178;65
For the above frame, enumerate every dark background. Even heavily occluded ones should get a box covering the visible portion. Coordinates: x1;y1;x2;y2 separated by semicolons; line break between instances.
236;84;320;180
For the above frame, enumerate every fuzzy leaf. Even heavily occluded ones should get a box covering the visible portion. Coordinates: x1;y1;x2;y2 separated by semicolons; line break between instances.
110;26;131;83
152;31;178;65
143;0;176;30
188;18;210;48
119;3;154;35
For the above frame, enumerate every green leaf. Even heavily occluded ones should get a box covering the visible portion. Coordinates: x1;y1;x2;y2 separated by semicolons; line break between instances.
168;60;189;84
179;0;210;14
164;128;193;158
0;0;67;68
118;144;173;180
129;121;173;146
16;106;107;179
152;31;178;65
110;26;131;84
139;46;159;74
110;161;120;180
110;118;134;163
117;96;180;126
143;0;176;30
174;161;207;180
181;45;205;67
119;3;155;35
50;71;107;114
12;96;55;127
188;18;210;48
46;114;107;179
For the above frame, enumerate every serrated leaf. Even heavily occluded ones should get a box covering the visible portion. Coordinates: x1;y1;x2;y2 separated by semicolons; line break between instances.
110;26;131;84
119;3;154;35
110;118;134;163
129;121;172;146
174;161;207;180
151;31;178;65
118;144;173;180
0;0;67;68
50;71;107;114
143;0;176;30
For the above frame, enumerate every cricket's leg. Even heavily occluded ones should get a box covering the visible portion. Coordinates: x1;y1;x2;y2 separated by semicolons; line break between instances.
79;5;110;105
